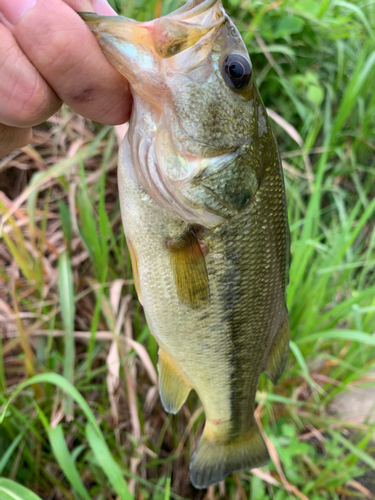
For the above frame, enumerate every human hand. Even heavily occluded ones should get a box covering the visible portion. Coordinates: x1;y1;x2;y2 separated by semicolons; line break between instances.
0;0;132;158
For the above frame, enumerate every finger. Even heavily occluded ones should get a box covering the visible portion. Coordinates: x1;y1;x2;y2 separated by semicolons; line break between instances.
0;24;61;127
0;0;132;126
0;124;33;158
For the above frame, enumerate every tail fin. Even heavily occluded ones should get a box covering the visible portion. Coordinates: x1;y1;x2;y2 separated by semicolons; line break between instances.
189;422;269;489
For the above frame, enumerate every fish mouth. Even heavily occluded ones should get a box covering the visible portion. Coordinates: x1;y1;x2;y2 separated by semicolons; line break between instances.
78;0;225;90
79;1;238;228
166;0;224;24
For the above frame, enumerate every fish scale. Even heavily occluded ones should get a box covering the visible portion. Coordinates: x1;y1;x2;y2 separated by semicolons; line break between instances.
80;0;290;489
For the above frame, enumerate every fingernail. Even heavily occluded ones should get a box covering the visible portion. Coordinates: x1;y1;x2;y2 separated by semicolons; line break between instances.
92;0;117;15
0;0;37;24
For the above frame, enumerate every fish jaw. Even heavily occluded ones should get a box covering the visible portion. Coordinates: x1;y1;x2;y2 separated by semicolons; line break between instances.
166;0;221;20
78;1;225;103
78;13;165;106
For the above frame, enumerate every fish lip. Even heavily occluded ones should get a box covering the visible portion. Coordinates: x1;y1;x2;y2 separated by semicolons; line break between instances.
78;11;136;26
166;0;223;20
79;0;226;54
77;12;138;43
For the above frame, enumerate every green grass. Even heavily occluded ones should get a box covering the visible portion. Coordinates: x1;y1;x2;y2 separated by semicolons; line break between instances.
1;0;375;498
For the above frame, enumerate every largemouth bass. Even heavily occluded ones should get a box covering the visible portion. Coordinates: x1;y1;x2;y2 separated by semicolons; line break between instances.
80;0;290;489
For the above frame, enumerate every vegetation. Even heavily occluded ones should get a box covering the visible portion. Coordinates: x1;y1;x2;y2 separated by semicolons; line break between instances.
1;0;375;498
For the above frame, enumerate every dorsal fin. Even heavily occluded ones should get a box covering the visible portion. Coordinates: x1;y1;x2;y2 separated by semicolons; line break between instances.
265;310;290;385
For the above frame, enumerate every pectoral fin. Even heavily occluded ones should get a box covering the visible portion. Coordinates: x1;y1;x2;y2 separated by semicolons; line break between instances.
265;310;290;385
167;230;209;309
126;237;143;305
158;349;191;414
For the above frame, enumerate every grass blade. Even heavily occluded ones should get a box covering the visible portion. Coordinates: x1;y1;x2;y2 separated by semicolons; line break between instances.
0;373;101;434
289;340;321;396
299;330;375;346
0;479;43;500
58;251;75;419
86;423;133;500
330;431;375;470
48;424;91;500
0;432;25;474
58;199;73;251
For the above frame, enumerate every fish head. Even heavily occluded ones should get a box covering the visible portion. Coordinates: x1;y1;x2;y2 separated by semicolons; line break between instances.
80;0;278;227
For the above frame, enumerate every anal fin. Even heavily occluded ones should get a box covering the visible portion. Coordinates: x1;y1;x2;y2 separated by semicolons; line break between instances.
265;309;290;385
158;349;191;414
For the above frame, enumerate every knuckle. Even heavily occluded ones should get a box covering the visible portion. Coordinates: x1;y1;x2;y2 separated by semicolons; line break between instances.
0;125;16;149
11;76;59;126
0;125;32;157
0;38;60;126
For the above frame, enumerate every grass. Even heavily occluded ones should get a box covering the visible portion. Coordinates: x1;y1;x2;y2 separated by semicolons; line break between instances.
1;0;375;498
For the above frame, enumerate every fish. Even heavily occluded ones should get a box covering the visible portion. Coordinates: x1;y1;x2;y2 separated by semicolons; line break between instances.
80;0;290;489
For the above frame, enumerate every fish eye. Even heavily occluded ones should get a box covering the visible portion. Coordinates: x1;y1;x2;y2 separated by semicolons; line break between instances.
222;54;252;90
